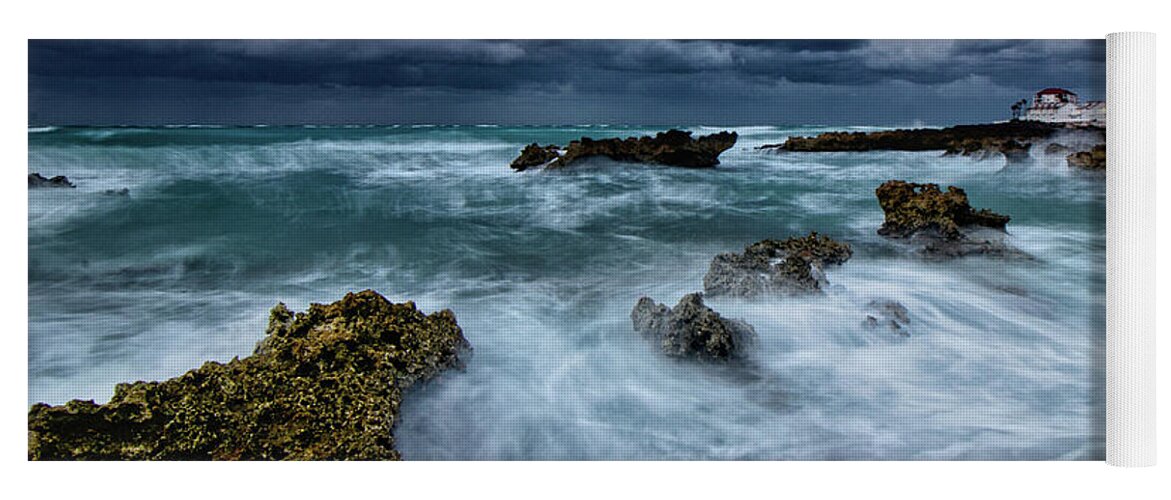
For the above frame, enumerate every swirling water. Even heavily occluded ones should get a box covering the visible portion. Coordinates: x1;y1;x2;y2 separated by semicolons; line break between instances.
28;125;1105;460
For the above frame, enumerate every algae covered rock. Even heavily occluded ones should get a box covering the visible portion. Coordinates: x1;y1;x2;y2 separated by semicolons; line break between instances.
509;129;737;170
28;290;470;461
1066;145;1106;170
631;293;756;360
875;180;1025;258
704;232;853;298
875;180;1009;240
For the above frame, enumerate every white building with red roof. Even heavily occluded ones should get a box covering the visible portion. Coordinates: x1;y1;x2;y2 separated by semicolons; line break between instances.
1022;88;1105;126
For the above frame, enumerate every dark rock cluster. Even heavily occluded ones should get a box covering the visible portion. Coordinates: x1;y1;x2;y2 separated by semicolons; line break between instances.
510;144;561;170
704;232;853;298
631;293;756;361
760;121;1070;162
1066;145;1106;170
28;290;470;460
29;173;75;188
510;129;737;171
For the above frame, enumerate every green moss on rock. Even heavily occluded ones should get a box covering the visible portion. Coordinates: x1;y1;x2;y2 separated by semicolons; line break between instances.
28;290;470;461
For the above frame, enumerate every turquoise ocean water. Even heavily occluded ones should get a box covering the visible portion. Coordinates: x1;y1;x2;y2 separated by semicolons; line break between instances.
28;125;1105;459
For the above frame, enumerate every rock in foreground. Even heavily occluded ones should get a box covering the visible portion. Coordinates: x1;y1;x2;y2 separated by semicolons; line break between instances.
875;180;1023;258
704;232;853;298
631;293;756;360
510;129;737;171
29;173;75;188
1066;145;1106;170
28;290;470;460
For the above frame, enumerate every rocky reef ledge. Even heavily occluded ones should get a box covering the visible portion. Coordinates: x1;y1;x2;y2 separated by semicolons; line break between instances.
28;290;470;460
760;121;1074;159
704;232;853;298
1066;144;1106;171
631;293;756;361
875;180;1023;258
511;129;737;171
29;173;75;188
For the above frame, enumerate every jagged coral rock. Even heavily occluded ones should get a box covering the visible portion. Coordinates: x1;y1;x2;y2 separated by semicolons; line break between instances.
1066;145;1106;170
510;129;737;170
28;290;470;461
631;293;756;360
703;232;853;298
875;181;1009;240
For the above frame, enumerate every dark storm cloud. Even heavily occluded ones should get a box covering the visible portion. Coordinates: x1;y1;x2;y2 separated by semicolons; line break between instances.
28;39;1105;125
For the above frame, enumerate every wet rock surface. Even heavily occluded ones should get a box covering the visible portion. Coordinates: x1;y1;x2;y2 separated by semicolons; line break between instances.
875;180;1009;240
510;129;737;170
864;300;911;337
759;121;1064;157
28;290;470;460
631;293;756;360
1066;145;1106;171
29;173;75;188
704;232;853;298
875;180;1024;258
510;143;561;171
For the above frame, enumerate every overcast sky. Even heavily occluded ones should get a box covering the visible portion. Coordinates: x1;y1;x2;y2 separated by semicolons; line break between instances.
28;39;1105;126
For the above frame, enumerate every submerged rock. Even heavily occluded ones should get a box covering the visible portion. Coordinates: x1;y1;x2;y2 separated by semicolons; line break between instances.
29;173;75;189
631;293;756;360
864;300;911;337
704;232;853;298
1066;145;1106;170
28;290;470;460
875;180;1023;258
510;129;737;170
101;188;131;196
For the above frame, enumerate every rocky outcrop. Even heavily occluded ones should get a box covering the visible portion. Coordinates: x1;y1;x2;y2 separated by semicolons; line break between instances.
875;180;1023;258
29;173;75;188
760;121;1067;161
997;140;1032;165
510;129;737;171
1044;143;1074;156
631;293;756;360
510;144;561;171
864;300;911;337
1066;145;1106;171
28;290;470;461
703;232;853;298
876;181;1009;240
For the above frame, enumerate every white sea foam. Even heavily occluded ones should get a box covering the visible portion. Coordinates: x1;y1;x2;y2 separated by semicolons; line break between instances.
27;125;1105;460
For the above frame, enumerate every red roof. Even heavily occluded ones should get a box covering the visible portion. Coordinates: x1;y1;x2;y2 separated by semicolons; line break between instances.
1037;88;1077;96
